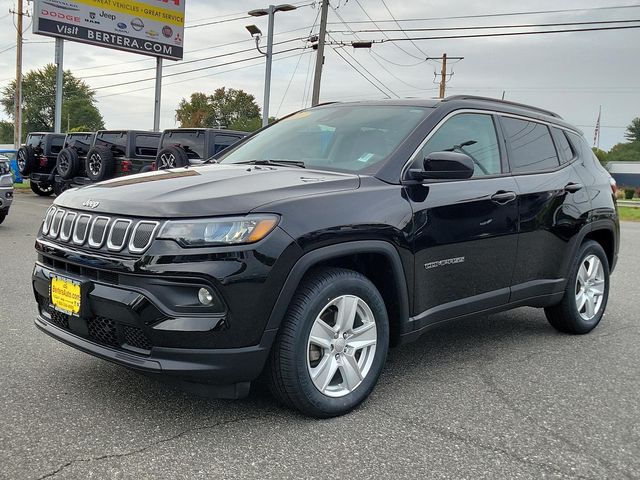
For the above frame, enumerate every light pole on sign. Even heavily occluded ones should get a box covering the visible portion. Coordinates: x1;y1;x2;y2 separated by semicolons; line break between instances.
247;4;297;127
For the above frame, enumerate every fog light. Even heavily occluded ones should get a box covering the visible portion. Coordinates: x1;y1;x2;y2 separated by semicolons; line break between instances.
198;288;214;306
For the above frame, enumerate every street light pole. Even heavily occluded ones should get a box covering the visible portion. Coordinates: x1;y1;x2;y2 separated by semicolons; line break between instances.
262;5;275;127
248;4;297;127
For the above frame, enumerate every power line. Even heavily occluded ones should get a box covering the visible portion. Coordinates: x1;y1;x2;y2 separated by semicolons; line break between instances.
91;47;307;91
185;1;316;29
328;18;640;34
326;4;640;25
331;46;392;98
379;0;429;58
328;24;640;45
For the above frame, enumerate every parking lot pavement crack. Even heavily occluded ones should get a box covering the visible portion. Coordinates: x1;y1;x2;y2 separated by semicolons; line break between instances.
370;406;597;479
36;414;265;480
476;364;635;480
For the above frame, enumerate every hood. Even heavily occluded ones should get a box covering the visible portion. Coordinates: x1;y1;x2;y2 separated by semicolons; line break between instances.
55;164;360;218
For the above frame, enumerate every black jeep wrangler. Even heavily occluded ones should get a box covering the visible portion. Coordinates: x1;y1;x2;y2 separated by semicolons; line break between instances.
54;132;96;196
17;132;66;196
33;97;620;418
156;128;247;169
83;130;160;182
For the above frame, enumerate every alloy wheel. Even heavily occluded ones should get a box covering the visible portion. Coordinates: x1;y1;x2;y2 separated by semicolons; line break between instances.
88;153;102;176
575;254;605;321
17;150;26;172
159;153;176;169
307;295;378;398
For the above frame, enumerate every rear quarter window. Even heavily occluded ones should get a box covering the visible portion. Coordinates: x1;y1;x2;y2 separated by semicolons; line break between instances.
551;128;575;164
96;132;128;156
213;135;243;155
501;117;560;173
135;134;160;157
50;137;65;155
162;131;205;159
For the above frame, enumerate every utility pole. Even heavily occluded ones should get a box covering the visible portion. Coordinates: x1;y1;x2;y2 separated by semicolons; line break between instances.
11;0;25;147
311;0;329;106
427;53;464;99
54;38;64;133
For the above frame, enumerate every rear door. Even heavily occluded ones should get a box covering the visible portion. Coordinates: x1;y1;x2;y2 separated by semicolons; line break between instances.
406;112;519;326
500;115;589;301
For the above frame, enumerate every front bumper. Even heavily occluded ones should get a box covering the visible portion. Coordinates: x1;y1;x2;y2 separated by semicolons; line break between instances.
0;185;12;211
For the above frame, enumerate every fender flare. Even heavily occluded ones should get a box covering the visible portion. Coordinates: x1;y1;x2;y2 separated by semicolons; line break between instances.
264;240;411;332
569;218;618;272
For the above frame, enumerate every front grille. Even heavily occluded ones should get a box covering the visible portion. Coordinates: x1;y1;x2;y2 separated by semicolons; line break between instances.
88;316;118;347
39;255;119;285
37;293;152;353
123;325;152;350
42;207;160;255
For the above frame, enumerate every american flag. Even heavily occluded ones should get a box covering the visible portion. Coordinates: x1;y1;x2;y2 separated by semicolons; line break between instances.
593;106;601;148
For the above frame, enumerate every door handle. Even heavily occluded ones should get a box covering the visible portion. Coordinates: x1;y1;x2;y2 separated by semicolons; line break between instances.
491;191;517;205
564;183;584;193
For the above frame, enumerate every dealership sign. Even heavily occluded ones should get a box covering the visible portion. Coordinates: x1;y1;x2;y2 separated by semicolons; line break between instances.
33;0;185;60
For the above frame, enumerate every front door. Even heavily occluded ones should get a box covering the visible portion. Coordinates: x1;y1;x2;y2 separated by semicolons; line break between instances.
405;112;519;329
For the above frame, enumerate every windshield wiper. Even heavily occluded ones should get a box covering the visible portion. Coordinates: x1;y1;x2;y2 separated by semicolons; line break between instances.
238;159;306;169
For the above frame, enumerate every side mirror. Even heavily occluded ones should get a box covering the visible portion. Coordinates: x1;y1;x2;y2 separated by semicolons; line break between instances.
409;151;474;181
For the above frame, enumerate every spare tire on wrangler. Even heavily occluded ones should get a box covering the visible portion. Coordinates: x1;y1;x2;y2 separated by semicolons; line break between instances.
56;148;81;180
85;146;115;181
156;146;189;170
17;146;37;176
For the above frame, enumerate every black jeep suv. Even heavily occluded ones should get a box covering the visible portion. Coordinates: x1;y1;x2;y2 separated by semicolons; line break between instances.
156;128;247;169
32;97;619;417
18;132;66;196
84;130;161;182
54;132;96;196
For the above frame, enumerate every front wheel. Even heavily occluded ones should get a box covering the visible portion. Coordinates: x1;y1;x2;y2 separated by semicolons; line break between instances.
30;181;54;197
268;267;389;418
545;240;610;334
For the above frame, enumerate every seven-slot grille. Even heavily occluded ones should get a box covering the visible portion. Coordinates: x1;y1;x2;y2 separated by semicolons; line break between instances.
42;206;160;255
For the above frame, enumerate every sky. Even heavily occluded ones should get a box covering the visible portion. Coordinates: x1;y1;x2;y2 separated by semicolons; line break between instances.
0;0;639;150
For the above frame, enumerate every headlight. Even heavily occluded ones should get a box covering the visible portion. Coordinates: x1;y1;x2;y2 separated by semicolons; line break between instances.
157;215;279;247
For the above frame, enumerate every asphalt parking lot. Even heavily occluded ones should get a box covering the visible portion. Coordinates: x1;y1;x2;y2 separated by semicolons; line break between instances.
1;193;639;480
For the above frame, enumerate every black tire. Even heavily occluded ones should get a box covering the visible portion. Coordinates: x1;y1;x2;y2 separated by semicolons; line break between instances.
17;146;36;176
53;180;70;197
0;210;6;225
545;240;610;334
56;148;81;180
85;146;115;182
156;146;189;169
30;181;54;197
268;267;389;418
139;165;154;173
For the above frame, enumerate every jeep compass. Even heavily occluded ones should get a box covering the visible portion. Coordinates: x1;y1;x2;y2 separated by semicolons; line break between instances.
33;96;619;417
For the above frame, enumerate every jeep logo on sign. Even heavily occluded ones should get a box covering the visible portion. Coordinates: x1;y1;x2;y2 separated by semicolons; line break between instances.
82;200;100;209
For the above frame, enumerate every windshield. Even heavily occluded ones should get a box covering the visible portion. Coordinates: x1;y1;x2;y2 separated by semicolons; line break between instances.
218;105;430;173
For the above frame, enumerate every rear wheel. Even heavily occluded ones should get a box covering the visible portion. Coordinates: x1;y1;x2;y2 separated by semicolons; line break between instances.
56;148;80;180
0;210;6;225
85;146;115;181
156;146;189;169
268;267;389;418
545;240;610;334
30;181;54;197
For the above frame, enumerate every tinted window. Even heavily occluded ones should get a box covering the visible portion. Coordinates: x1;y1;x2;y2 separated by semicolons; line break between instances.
51;136;64;154
96;132;127;156
551;128;574;164
27;135;44;149
214;135;242;155
417;113;501;177
162;130;205;159
135;134;160;157
66;134;94;155
502;117;560;173
219;106;431;173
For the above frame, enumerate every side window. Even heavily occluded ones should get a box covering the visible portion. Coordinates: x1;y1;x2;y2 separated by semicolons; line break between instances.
501;117;560;173
417;113;502;178
135;135;160;157
551;128;575;164
50;137;64;155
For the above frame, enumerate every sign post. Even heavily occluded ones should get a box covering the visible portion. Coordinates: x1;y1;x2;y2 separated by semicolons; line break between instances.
54;38;64;133
32;0;185;132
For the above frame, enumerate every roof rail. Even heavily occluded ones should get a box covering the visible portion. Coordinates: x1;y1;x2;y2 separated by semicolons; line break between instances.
443;95;562;119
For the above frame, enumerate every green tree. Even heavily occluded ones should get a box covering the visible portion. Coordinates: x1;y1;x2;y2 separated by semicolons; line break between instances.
0;120;13;144
175;87;263;131
606;142;640;162
625;117;640;143
1;64;104;139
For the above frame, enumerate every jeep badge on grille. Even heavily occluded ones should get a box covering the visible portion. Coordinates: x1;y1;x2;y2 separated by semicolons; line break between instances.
82;200;100;209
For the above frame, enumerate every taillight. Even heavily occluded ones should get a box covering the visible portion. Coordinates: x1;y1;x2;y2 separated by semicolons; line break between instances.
121;160;132;173
610;177;617;195
39;156;48;168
